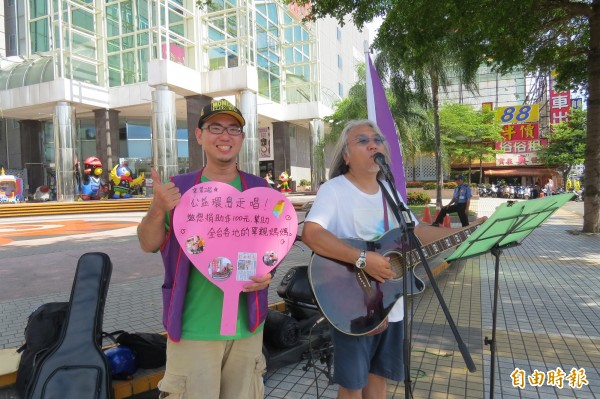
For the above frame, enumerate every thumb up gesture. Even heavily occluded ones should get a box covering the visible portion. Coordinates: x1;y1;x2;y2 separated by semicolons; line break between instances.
149;168;181;214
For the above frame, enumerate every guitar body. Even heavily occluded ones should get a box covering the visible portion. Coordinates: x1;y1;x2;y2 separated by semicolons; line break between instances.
26;253;113;399
309;221;484;336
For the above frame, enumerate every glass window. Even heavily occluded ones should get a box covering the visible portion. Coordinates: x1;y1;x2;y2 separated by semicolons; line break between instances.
138;48;149;81
30;19;50;52
208;47;226;70
137;32;149;46
258;69;269;98
30;0;48;19
122;34;135;50
127;141;152;158
73;32;96;58
72;8;94;32
122;51;136;84
127;123;151;139
107;39;120;53
72;60;98;84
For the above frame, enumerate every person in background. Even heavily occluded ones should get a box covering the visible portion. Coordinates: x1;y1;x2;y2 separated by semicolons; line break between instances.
431;174;472;227
137;99;271;399
546;178;554;196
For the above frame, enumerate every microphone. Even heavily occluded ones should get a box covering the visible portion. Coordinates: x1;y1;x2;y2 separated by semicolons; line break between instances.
373;152;394;182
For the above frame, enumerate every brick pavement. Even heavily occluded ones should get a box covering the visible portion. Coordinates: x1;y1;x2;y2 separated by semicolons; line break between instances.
1;197;599;398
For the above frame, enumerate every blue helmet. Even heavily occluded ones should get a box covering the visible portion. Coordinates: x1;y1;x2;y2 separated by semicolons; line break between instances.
104;346;138;376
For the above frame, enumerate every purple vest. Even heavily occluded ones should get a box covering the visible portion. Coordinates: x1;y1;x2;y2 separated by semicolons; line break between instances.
160;169;269;341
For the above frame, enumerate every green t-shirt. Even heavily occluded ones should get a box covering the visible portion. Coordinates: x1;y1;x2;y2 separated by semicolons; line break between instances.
180;174;263;340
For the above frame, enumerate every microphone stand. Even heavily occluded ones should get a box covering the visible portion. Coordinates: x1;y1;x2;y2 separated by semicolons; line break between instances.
378;172;476;399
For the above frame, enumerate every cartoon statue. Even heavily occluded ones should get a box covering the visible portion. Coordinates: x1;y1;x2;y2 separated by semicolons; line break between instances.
0;168;24;203
80;156;108;200
278;171;292;193
110;163;145;199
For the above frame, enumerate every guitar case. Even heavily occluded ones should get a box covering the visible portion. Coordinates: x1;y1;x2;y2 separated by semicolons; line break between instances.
26;252;113;399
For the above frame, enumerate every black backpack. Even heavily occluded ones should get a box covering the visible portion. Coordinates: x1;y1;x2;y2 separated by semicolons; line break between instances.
15;302;69;397
104;330;167;370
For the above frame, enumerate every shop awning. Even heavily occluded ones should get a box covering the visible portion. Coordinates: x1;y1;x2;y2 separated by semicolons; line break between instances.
484;168;555;177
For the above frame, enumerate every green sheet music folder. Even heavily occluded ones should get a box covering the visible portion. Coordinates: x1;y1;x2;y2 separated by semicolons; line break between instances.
445;193;573;263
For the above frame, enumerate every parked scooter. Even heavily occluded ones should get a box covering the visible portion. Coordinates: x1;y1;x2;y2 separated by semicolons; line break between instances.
264;264;333;379
263;211;334;382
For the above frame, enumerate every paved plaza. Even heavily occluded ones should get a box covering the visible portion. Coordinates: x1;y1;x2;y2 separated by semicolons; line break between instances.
0;196;598;398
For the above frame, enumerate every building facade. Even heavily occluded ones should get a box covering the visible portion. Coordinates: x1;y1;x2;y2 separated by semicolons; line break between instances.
0;0;368;200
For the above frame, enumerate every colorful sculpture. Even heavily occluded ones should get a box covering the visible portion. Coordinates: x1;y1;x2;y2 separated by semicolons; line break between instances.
0;168;24;203
278;171;292;192
80;156;108;200
110;163;145;199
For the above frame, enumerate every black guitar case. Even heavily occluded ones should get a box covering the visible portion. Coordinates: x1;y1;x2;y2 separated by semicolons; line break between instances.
26;252;113;399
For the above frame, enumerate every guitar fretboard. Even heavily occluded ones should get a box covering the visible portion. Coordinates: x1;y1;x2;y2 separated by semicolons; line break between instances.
406;224;479;265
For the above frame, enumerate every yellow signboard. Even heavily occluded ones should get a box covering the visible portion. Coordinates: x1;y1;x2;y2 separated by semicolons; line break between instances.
495;104;539;124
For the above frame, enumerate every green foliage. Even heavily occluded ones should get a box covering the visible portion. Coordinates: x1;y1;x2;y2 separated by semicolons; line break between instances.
423;182;436;190
406;191;431;206
439;103;504;181
299;179;311;186
537;108;587;180
406;181;424;188
443;181;458;189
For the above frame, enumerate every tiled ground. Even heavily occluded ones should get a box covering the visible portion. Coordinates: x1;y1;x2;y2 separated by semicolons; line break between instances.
1;197;598;399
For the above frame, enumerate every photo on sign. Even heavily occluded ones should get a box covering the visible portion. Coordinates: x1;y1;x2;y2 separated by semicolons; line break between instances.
186;235;205;255
209;257;233;281
236;252;257;281
262;250;279;266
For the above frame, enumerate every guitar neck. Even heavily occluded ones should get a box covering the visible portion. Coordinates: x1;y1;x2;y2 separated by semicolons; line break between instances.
407;224;480;265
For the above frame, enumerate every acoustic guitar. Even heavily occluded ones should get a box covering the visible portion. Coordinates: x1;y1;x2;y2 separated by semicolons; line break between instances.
308;219;485;336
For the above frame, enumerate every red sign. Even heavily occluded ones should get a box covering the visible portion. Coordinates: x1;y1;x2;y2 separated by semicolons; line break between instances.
500;123;540;141
549;75;571;124
496;139;548;153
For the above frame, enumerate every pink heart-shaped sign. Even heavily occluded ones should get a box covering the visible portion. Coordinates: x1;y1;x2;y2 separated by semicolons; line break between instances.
173;182;298;335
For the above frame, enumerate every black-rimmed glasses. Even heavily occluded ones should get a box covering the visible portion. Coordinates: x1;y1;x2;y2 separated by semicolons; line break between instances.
203;124;243;136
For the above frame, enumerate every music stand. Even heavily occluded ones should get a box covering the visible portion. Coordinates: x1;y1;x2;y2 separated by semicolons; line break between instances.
445;193;573;399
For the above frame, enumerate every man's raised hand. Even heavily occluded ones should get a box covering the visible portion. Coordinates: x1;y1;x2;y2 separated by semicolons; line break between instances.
150;168;181;213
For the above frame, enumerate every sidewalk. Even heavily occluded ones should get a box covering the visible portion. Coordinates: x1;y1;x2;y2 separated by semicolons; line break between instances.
0;198;598;398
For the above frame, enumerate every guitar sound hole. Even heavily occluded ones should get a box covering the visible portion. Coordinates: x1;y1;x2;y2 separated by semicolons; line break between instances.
387;252;405;281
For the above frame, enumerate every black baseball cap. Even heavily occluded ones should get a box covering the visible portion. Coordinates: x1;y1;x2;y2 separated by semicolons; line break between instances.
455;175;464;180
198;99;245;128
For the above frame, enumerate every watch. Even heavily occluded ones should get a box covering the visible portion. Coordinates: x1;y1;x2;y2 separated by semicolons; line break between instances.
355;250;367;269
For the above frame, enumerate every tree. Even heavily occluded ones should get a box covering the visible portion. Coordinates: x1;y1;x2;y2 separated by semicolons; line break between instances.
373;3;481;207
439;103;504;183
287;0;599;232
537;109;587;189
324;60;432;177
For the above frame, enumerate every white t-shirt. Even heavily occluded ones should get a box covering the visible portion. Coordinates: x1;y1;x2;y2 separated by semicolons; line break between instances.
305;175;417;321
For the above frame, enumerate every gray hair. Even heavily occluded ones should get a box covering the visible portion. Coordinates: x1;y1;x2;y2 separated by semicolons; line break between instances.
329;119;392;180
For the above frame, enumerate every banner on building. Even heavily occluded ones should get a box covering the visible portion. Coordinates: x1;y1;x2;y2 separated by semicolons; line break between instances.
496;152;543;166
259;127;273;160
500;123;540;141
549;74;571;125
496;139;548;153
494;104;539;124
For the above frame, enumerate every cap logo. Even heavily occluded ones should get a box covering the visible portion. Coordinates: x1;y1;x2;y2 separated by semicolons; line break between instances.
210;99;238;113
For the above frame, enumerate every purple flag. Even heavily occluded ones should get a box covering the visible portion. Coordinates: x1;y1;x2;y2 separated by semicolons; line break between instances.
365;53;407;201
